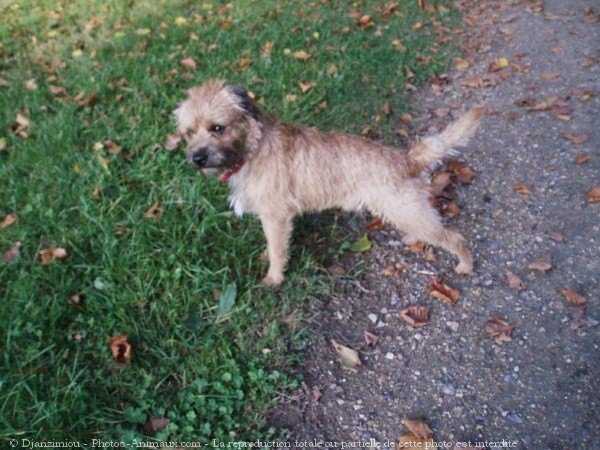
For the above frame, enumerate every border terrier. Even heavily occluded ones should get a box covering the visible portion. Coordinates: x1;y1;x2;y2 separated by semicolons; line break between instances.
173;79;484;286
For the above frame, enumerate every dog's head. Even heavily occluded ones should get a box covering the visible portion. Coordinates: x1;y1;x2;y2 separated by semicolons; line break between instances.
173;79;262;177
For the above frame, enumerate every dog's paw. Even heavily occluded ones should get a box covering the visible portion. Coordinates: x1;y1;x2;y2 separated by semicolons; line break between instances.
455;261;473;274
262;273;284;287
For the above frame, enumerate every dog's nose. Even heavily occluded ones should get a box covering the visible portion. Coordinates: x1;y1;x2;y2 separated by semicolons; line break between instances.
192;150;208;167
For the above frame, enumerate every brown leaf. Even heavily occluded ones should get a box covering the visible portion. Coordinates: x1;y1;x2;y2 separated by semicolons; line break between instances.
1;213;18;229
298;81;316;94
513;184;533;195
3;242;21;262
260;40;274;59
39;247;68;264
163;134;182;151
145;201;163;220
447;160;476;184
180;56;197;71
292;50;310;61
25;79;38;91
564;131;588;145
434;107;450;117
528;255;552;272
236;57;253;71
560;289;585;305
430;171;452;195
576;154;591;164
587;186;600;203
75;92;99;107
399;113;412;124
408;241;425;253
429;278;460;303
364;331;379;347
109;335;131;364
442;201;461;218
382;100;391;116
403;419;434;440
49;85;67;95
506;271;525;291
399;306;430;328
366;216;384;232
144;417;170;434
331;339;361;371
485;317;514;344
539;71;560;80
327;64;338;76
548;231;564;242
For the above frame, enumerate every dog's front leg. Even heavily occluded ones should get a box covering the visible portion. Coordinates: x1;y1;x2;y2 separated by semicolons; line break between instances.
259;214;293;286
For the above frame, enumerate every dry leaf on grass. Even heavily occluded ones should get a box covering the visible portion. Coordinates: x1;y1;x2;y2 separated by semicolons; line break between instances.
39;247;68;264
299;81;316;94
429;278;460;303
109;335;131;364
3;242;22;262
180;56;197;71
485;317;515;344
292;50;310;61
506;271;525;291
528;255;552;272
144;417;170;434
513;184;533;195
1;213;18;229
587;186;600;203
400;306;430;328
145;201;163;220
331;339;361;371
560;289;586;305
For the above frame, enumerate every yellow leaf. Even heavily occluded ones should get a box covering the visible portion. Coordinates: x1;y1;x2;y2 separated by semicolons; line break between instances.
72;49;83;58
497;57;509;68
174;16;188;26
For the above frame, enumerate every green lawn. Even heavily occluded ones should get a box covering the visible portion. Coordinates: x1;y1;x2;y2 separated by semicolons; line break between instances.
0;0;457;443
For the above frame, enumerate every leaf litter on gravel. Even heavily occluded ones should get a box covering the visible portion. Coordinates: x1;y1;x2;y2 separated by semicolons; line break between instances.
429;278;460;303
485;317;515;344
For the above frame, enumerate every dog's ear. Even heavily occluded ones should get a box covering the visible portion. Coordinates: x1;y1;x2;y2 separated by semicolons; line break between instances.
229;85;259;119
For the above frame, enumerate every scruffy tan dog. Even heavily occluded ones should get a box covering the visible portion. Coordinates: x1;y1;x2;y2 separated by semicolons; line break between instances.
174;79;484;286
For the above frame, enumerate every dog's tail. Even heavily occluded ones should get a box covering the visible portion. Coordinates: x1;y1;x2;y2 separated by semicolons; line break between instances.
408;107;485;173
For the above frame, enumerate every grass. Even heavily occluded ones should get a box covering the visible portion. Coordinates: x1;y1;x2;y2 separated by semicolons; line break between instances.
0;0;458;443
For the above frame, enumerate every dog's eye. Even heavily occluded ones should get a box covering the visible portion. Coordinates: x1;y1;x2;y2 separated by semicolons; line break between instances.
210;124;225;134
185;129;194;138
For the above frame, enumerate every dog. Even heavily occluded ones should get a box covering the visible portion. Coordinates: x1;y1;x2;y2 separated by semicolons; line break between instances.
173;79;484;286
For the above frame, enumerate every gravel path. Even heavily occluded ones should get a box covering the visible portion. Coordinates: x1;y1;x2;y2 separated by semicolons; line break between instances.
270;0;599;448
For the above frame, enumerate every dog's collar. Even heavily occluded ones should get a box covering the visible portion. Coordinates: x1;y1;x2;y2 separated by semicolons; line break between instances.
219;160;245;183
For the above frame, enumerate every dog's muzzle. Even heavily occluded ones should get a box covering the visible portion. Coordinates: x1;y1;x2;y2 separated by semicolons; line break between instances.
191;148;209;167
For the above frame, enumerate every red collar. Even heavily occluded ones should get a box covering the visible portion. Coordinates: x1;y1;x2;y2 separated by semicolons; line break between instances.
219;161;245;183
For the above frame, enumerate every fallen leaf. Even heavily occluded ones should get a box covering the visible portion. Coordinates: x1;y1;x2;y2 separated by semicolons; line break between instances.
364;331;378;347
548;231;564;242
447;160;476;184
408;241;425;253
145;201;163;220
25;79;38;91
351;234;372;252
144;417;170;434
236;57;253;70
506;271;525;291
173;16;188;26
587;186;600;203
430;171;452;195
331;339;361;371
366;216;384;232
513;184;533;195
576;154;591;164
403;419;434;440
560;289;585;305
528;255;552;272
260;40;274;59
163;134;182;151
180;56;197;71
455;57;470;71
429;278;459;303
3;242;21;262
39;247;68;264
564;131;588;145
489;57;509;72
434;107;450;117
284;94;298;103
292;50;310;61
539;71;560;80
328;64;338;76
399;113;412;124
298;81;316;94
383;100;391;116
1;213;18;229
109;335;131;364
485;317;514;344
400;306;430;328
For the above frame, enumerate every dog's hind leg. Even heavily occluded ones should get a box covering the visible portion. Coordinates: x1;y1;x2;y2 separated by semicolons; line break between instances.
259;214;293;286
374;190;473;274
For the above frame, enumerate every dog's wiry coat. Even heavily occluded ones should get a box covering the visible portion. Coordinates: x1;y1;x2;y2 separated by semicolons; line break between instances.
175;79;484;286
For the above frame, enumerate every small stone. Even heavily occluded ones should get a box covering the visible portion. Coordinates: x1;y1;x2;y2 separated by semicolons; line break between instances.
368;313;378;323
507;412;524;424
385;352;395;360
446;321;460;332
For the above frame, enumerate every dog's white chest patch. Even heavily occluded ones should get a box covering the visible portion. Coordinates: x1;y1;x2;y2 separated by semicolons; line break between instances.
229;193;246;217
